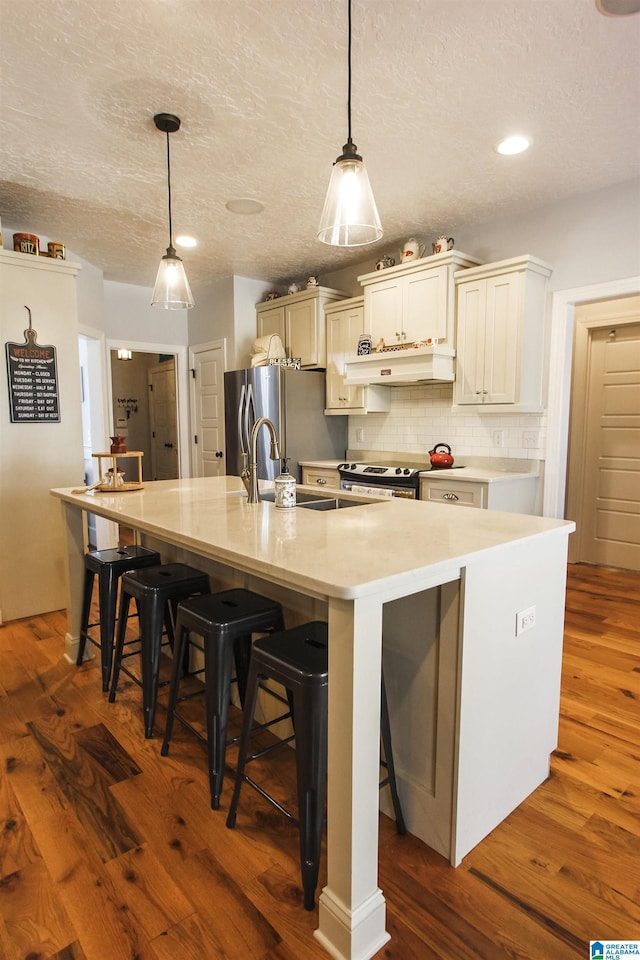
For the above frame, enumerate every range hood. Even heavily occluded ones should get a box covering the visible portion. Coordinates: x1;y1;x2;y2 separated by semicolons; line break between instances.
344;346;455;386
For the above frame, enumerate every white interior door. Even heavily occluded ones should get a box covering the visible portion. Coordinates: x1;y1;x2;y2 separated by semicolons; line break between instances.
580;322;640;569
189;341;226;477
568;296;640;571
148;360;179;480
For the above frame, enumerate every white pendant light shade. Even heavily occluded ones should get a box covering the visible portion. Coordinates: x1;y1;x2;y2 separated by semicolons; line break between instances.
151;113;194;310
317;146;382;246
151;247;194;309
317;0;382;247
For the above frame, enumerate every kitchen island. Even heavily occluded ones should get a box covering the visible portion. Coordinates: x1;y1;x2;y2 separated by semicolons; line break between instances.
51;476;574;960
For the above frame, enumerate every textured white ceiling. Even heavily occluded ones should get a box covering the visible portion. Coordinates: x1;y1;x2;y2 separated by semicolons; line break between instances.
1;0;639;289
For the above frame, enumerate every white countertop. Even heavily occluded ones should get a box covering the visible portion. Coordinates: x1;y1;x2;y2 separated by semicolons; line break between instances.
300;458;539;483
418;465;539;483
52;476;571;601
299;459;345;470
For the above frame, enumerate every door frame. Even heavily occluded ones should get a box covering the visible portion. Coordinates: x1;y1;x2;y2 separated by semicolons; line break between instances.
79;324;117;549
544;274;640;519
565;300;640;562
106;339;190;479
188;338;227;477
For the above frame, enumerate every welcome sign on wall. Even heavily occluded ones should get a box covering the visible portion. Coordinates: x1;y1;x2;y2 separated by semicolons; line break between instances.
5;305;60;422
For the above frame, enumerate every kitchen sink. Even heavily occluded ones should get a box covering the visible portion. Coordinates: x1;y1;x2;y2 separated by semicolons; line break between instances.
259;490;364;509
296;497;363;510
227;489;367;509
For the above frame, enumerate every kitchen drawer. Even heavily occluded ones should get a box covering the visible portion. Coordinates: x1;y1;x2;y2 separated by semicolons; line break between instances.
421;478;486;508
302;467;340;490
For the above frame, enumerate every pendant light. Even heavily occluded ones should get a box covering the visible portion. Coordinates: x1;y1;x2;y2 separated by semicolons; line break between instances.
317;0;382;247
151;113;195;310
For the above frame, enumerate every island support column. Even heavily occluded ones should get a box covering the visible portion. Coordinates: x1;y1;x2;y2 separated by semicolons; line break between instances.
60;501;86;663
315;594;389;960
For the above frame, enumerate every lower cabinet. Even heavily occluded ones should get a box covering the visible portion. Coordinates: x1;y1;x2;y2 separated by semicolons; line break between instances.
301;466;340;490
420;474;539;513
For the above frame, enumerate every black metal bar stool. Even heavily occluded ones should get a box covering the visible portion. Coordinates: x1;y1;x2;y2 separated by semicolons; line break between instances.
225;620;405;911
108;563;211;737
160;588;285;810
77;546;161;691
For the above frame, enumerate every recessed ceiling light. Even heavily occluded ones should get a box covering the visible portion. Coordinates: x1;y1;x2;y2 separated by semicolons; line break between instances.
495;135;531;156
175;235;197;248
225;198;265;215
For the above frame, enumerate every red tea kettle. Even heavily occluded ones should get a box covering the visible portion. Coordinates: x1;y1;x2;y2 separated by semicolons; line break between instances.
429;442;454;468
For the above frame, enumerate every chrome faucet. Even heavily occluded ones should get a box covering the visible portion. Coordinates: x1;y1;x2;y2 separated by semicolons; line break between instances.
247;417;281;503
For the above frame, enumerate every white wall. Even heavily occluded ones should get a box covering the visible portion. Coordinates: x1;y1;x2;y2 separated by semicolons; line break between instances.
188;276;235;356
0;253;84;620
232;275;275;368
104;280;189;346
188;275;273;369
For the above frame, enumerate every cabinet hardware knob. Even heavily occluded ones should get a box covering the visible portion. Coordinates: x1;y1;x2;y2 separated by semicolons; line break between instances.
316;478;327;484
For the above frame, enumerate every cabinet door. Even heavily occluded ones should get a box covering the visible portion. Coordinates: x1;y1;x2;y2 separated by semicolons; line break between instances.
302;467;340;490
403;266;448;344
257;304;286;349
286;298;321;367
364;277;403;346
420;478;486;508
454;281;486;404
326;307;365;409
482;274;519;404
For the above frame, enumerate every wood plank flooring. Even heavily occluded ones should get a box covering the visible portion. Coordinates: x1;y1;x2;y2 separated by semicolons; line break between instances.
0;563;638;959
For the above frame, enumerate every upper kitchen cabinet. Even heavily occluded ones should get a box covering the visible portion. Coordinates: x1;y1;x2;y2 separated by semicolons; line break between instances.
256;286;349;369
357;251;481;349
453;255;553;413
324;297;391;415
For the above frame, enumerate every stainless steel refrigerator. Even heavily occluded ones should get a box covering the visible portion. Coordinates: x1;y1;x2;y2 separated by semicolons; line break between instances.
224;366;346;482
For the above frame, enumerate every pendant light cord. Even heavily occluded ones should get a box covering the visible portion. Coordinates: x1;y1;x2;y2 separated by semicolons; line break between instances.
165;130;174;251
347;0;352;144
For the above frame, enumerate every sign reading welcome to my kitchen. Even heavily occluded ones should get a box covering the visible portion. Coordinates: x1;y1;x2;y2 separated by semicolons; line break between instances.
5;306;60;422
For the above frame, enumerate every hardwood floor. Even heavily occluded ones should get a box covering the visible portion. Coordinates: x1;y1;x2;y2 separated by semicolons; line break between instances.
1;563;638;959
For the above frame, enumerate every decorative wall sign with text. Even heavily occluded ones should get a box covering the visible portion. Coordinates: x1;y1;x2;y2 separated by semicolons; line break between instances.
5;306;60;422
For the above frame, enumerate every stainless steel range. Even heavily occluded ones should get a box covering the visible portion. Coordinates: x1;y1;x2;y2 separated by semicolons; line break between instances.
338;460;424;499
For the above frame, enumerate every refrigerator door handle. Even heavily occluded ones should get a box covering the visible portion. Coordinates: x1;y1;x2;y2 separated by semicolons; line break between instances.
244;384;256;455
237;384;247;458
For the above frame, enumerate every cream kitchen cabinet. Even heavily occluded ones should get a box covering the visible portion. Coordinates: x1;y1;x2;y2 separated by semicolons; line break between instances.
256;286;348;369
357;250;481;349
301;465;340;490
324;297;391;415
420;473;539;513
453;255;553;412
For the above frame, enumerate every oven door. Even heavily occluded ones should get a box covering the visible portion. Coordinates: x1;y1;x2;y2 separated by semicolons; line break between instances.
340;478;417;499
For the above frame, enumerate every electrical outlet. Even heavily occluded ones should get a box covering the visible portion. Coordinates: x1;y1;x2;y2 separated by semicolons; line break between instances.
493;430;504;447
516;605;536;636
523;431;537;448
355;427;365;442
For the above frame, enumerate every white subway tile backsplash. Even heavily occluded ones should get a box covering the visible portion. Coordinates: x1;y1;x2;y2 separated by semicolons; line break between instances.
347;383;546;460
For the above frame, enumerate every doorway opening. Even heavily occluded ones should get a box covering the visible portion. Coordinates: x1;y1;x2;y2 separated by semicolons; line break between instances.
110;350;179;481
